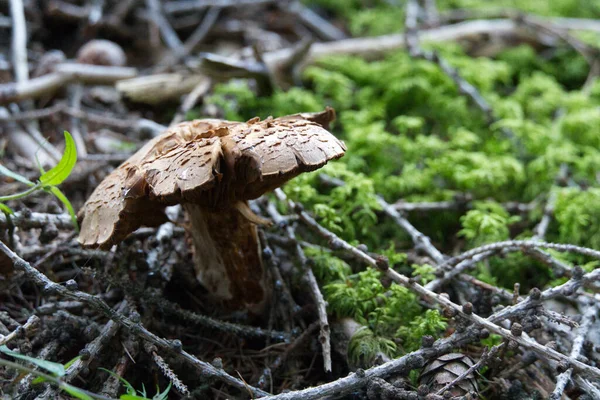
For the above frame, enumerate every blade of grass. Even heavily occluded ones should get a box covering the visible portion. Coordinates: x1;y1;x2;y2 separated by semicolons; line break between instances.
48;186;79;232
0;344;65;377
0;164;35;186
39;131;77;186
0;183;42;202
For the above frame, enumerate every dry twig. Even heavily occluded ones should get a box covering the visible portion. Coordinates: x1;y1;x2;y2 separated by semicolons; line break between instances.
274;189;600;382
0;240;270;398
550;300;598;399
0;315;39;346
266;200;332;373
0;64;137;105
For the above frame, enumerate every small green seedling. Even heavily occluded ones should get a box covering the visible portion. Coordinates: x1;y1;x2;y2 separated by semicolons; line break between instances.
0;345;93;399
100;368;172;400
0;345;171;400
0;131;79;231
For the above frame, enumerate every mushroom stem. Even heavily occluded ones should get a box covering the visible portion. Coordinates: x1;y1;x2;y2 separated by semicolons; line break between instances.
183;202;270;313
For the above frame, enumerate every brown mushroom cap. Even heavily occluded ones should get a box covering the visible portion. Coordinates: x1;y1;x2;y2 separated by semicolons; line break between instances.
78;107;345;248
76;39;127;67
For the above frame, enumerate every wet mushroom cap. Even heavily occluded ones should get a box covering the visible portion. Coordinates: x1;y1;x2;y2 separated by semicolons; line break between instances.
78;107;346;249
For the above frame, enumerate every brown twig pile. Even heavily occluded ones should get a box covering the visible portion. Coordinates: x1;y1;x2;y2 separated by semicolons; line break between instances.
1;1;600;399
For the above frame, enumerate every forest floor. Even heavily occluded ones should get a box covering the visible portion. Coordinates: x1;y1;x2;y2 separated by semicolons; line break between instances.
2;0;600;399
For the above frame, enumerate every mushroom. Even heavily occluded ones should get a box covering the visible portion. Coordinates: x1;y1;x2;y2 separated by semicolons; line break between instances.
76;39;127;67
78;107;345;312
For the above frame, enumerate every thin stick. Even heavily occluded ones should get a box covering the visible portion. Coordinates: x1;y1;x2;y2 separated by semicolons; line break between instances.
532;165;567;241
146;0;182;49
0;240;270;398
0;212;74;230
65;301;128;382
0;103;164;134
549;301;598;399
436;343;504;396
0;64;137;105
266;201;332;373
0;315;39;346
9;0;28;83
67;84;88;158
377;196;445;264
164;0;274;13
274;189;600;381
160;6;221;70
150;350;190;396
575;376;600;399
439;241;600;271
406;0;521;152
318;174;445;264
169;80;211;126
286;1;346;41
9;0;62;162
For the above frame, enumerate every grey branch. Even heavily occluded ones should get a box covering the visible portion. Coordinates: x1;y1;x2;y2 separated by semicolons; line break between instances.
377;196;445;264
318;174;445;264
0;315;39;346
0;240;270;398
9;0;28;84
164;0;275;13
173;6;221;64
575;376;600;399
267;197;332;373
145;0;182;49
264;17;600;73
276;190;600;382
151;350;190;396
286;1;346;41
0;212;74;230
0;64;137;105
550;301;598;399
439;241;600;272
65;301;128;382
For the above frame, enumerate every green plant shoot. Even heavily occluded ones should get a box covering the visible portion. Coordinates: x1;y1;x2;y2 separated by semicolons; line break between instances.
0;131;79;231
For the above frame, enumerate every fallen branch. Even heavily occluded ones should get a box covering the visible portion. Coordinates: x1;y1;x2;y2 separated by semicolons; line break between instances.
0;315;39;346
0;212;74;230
319;174;445;264
550;300;597;399
0;64;137;105
64;301;128;383
0;102;166;135
285;1;346;41
266;201;332;373
0;240;270;398
274;189;600;382
439;240;600;272
145;0;182;50
149;346;190;397
164;0;274;14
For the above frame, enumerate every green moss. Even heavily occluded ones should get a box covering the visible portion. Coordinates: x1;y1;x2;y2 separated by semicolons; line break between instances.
560;108;600;147
436;0;600;18
459;201;520;246
203;22;600;359
348;327;397;366
205;41;600;255
396;309;447;353
555;188;600;249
